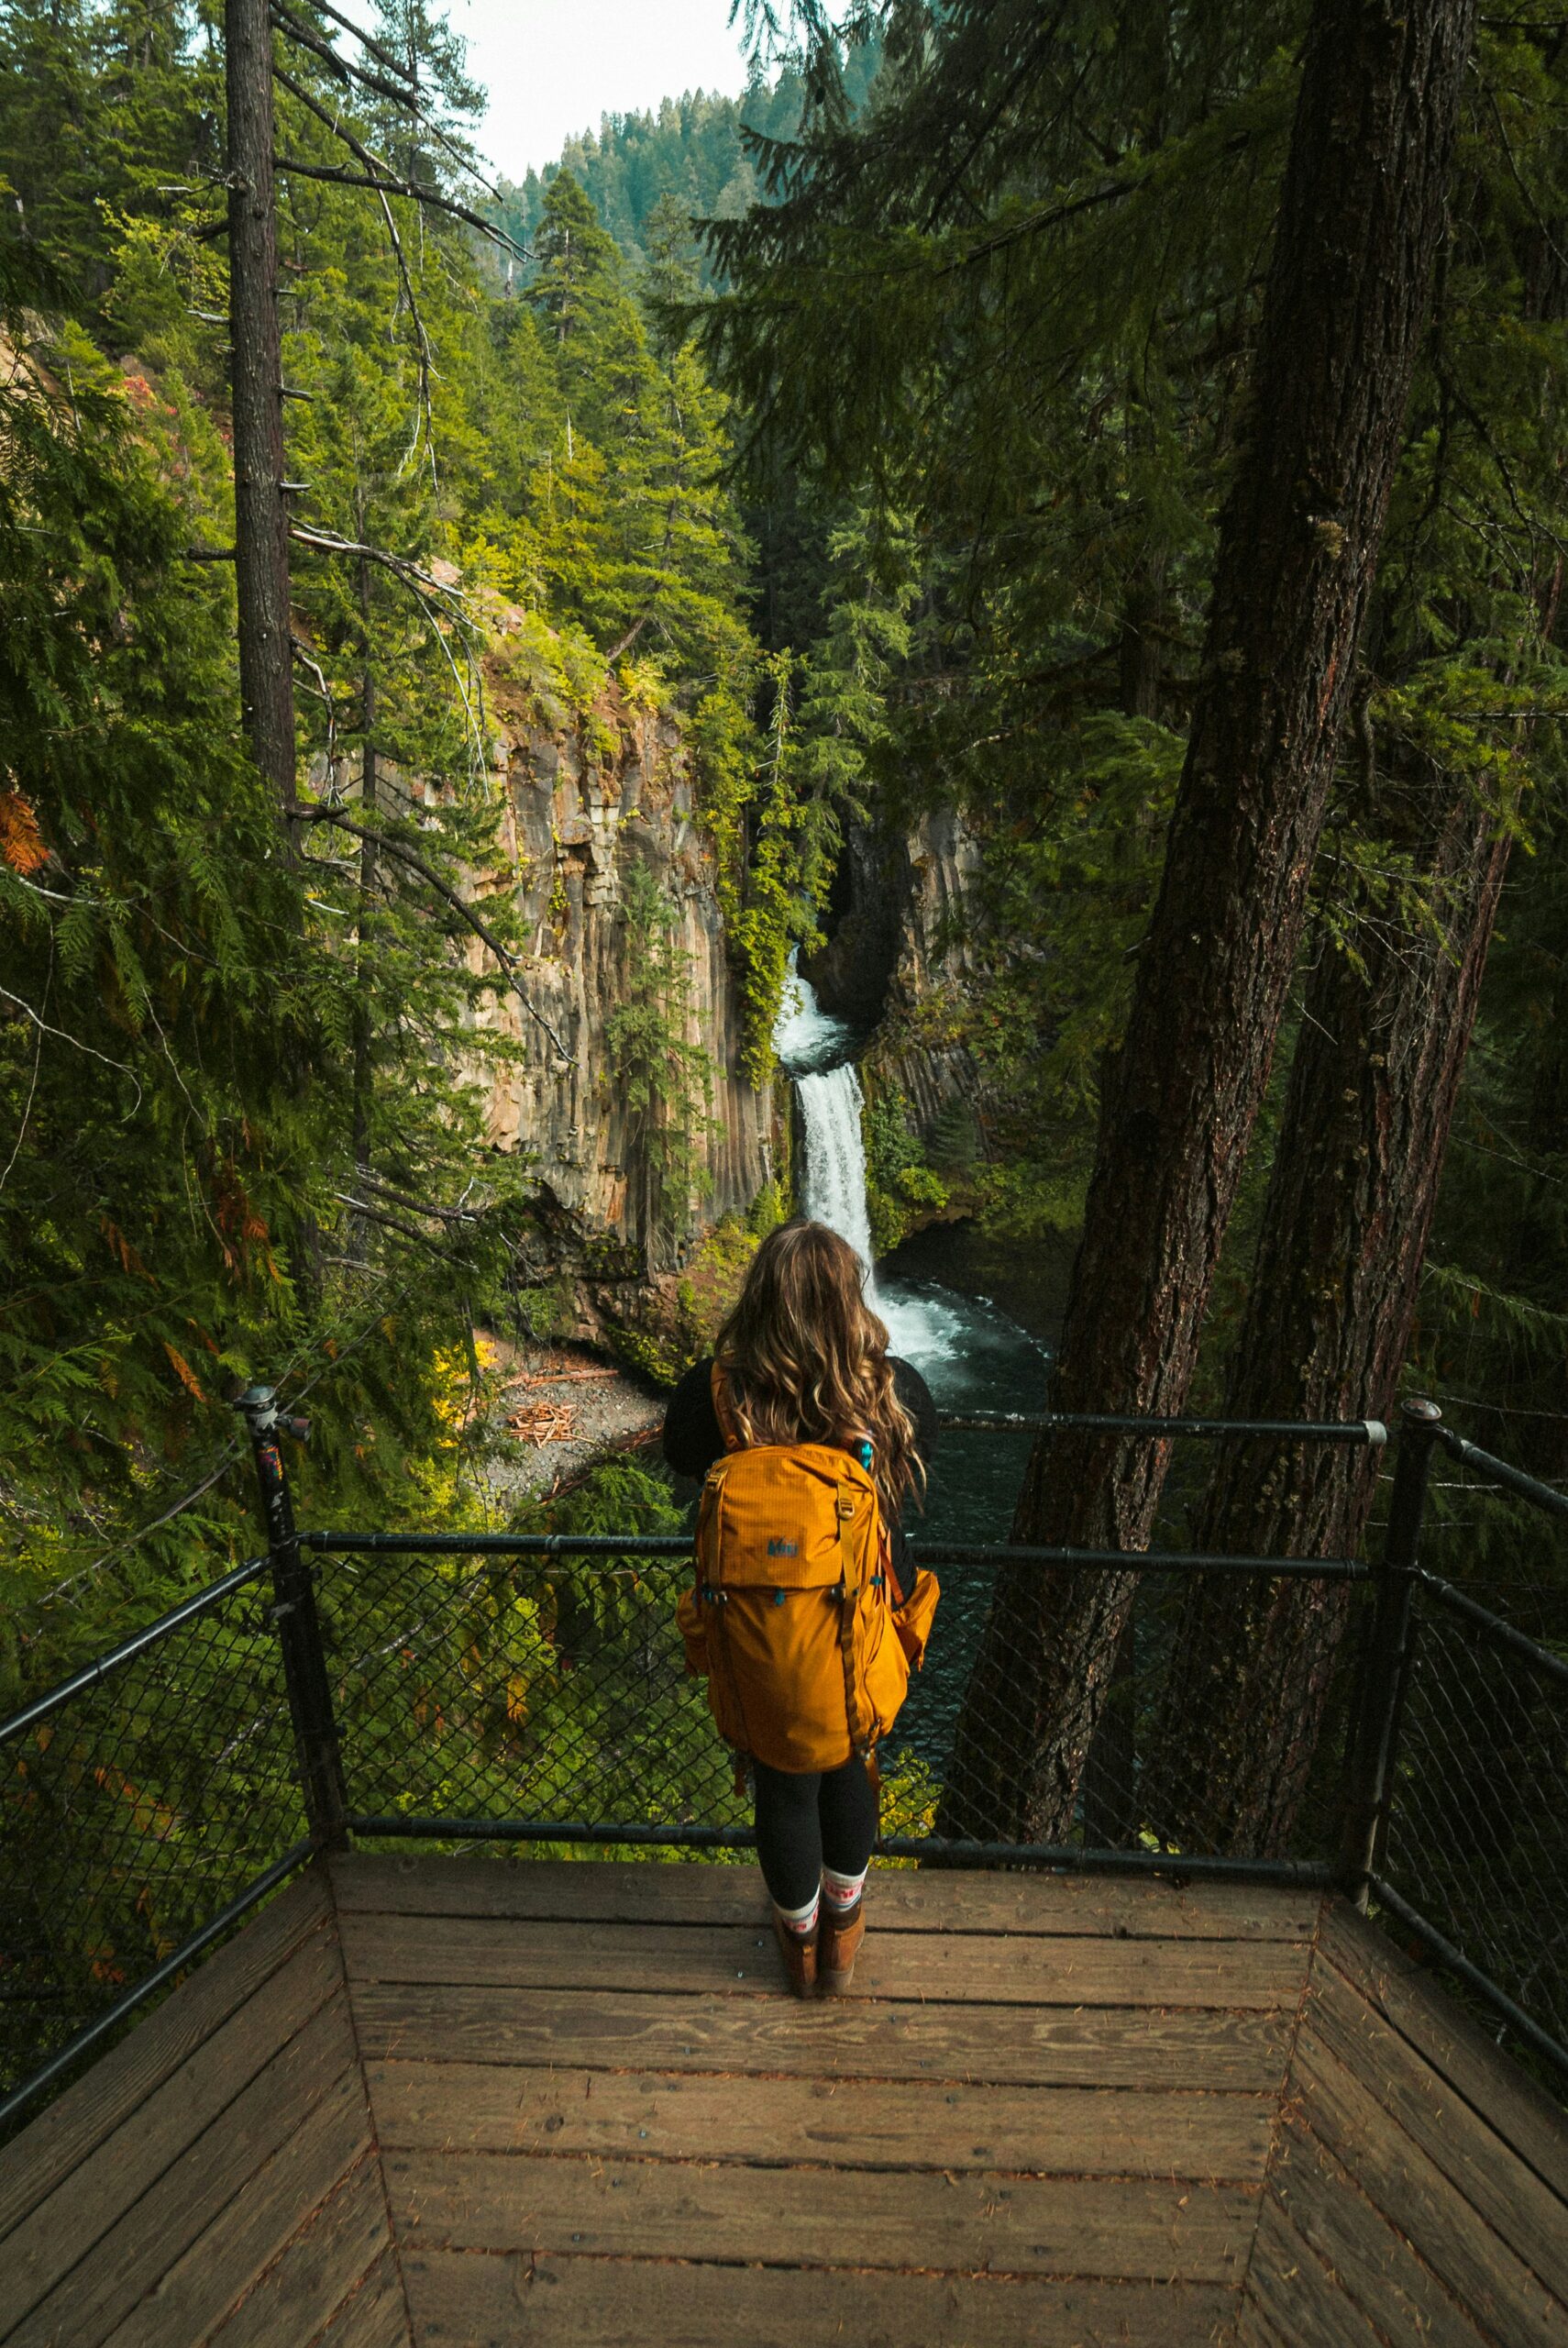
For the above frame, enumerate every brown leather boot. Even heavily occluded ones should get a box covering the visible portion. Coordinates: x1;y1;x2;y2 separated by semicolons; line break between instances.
818;1896;865;1994
773;1912;819;1998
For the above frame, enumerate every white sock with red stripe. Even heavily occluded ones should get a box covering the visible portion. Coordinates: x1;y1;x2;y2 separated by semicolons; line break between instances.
774;1888;820;1937
822;1863;868;1912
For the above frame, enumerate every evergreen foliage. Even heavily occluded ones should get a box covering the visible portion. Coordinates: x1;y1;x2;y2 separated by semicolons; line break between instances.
6;0;1568;1862
706;0;1568;1517
0;4;863;1679
489;44;882;283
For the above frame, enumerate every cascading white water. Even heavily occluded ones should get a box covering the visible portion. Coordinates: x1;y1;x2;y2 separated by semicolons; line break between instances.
771;954;965;1366
772;960;879;1283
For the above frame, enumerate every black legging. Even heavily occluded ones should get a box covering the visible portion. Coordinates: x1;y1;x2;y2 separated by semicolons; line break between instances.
752;1755;878;1911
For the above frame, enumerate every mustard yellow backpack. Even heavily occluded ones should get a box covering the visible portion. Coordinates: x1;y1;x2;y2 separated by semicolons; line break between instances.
677;1366;940;1776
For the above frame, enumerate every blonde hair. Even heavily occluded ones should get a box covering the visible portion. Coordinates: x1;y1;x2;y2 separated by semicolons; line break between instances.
714;1219;925;1521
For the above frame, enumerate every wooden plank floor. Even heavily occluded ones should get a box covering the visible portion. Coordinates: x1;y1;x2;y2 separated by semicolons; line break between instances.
337;1854;1308;2346
6;1852;1564;2346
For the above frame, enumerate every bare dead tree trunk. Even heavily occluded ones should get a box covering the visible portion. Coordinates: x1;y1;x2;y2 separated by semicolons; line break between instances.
226;0;296;815
352;550;379;1180
940;0;1476;1845
1143;767;1510;1857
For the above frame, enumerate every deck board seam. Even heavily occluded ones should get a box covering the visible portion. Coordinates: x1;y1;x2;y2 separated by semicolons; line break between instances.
1315;1940;1568;2220
1308;1947;1568;2324
327;1873;417;2348
197;2142;380;2346
379;2150;1272;2183
385;2143;1274;2184
366;2053;1284;2092
0;1876;334;2246
1224;1886;1330;2334
402;2241;1241;2285
1274;2109;1512;2348
13;2043;366;2348
299;2251;403;2348
348;1983;1306;2013
0;1960;350;2344
1250;2189;1401;2348
341;1912;1309;1944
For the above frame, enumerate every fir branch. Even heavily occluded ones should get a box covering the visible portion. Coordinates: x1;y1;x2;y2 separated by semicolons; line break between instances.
271;1;422;112
294;806;571;1058
290;636;348;764
288;532;486;773
0;982;144;1111
372;175;438;486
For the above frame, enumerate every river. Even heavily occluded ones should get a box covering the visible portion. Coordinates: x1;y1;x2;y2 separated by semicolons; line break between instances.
774;959;1064;1772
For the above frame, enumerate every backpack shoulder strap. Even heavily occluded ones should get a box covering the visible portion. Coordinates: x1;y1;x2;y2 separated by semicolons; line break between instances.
710;1360;745;1453
836;1477;873;1762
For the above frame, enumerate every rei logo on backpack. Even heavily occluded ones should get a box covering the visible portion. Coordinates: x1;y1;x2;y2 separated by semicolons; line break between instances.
677;1366;939;1777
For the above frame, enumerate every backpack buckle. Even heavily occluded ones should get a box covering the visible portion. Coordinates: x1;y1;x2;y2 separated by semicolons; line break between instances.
836;1499;855;1520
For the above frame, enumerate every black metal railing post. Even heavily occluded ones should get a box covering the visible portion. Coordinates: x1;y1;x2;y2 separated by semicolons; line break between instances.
237;1385;348;1852
1338;1395;1441;1910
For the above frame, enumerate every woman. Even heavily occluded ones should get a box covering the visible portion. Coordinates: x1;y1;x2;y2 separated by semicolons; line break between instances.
663;1219;938;1996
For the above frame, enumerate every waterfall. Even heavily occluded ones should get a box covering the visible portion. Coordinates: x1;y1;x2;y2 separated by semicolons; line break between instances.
773;956;880;1293
772;953;965;1368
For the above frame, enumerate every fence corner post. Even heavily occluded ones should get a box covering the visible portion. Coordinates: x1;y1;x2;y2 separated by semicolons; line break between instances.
237;1385;349;1854
1337;1395;1441;1911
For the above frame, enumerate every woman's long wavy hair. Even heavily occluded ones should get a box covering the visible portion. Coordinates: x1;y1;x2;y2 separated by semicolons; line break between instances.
714;1219;924;1521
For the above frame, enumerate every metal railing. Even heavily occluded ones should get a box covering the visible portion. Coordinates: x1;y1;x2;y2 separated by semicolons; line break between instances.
2;1386;1563;2134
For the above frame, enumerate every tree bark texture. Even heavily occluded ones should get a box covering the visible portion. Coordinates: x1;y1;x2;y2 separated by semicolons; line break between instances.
1143;772;1510;1859
940;0;1476;1845
352;551;379;1182
226;0;296;814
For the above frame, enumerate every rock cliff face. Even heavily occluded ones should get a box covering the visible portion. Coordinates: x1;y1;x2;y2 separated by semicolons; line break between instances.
462;657;775;1289
806;806;986;1145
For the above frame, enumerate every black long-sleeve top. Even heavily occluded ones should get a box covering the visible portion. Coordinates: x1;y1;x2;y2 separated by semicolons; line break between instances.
661;1354;938;1603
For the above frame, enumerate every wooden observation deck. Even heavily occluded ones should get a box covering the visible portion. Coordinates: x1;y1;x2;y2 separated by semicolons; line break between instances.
1;1854;1564;2346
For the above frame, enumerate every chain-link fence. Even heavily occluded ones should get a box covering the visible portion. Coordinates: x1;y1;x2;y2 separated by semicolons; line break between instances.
0;1556;309;2116
320;1540;751;1848
311;1535;1366;1868
1379;1572;1568;2059
3;1395;1563;2135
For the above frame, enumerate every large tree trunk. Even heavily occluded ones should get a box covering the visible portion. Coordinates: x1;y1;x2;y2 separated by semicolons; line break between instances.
226;0;296;814
940;0;1475;1845
1143;765;1511;1858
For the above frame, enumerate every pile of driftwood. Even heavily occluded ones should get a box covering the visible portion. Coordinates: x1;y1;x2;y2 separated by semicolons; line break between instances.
501;1360;620;1445
506;1399;578;1443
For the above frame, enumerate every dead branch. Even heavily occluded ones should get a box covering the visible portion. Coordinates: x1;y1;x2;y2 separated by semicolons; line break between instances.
287;522;459;603
352;1171;483;1222
271;68;526;265
331;1191;457;1255
307;0;418;86
269;2;515;219
295;805;571;1058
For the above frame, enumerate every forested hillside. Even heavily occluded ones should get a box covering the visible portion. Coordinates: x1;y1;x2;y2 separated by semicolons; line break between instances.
3;0;1566;1788
0;1;892;1690
489;44;882;281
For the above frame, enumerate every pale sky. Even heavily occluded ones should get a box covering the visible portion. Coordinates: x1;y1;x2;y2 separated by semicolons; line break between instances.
447;0;762;184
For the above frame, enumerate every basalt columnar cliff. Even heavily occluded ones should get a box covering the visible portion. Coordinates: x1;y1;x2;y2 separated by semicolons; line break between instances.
807;807;987;1146
442;624;983;1365
471;664;773;1250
